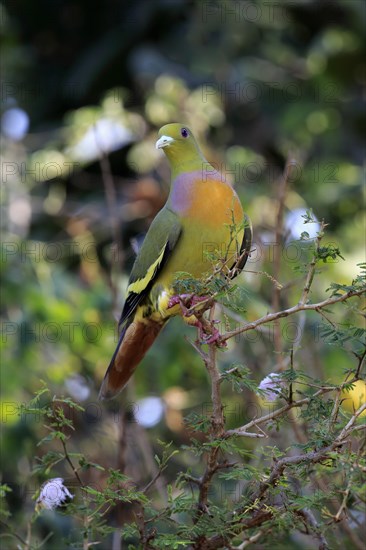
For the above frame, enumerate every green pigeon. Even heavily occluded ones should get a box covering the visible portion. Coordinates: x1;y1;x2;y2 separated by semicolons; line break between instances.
99;123;252;399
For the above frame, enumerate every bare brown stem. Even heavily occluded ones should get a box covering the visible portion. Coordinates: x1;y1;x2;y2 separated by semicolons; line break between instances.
355;348;366;378
299;220;326;306
94;126;122;309
61;438;84;488
227;387;333;437
295;508;329;550
195;306;226;518
272;159;292;368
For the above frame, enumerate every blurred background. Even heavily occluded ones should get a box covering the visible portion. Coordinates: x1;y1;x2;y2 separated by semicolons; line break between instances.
1;0;365;547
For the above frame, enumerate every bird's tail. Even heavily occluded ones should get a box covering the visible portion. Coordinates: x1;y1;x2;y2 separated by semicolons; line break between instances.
99;319;163;400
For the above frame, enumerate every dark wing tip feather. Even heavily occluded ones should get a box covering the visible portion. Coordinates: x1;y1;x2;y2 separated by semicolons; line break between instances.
237;215;253;271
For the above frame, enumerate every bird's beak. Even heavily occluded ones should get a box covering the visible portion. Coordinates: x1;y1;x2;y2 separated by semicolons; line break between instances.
156;135;175;149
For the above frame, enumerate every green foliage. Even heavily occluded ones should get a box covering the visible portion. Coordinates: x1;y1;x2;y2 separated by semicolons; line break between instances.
2;230;365;549
2;345;365;548
316;244;345;263
328;263;366;295
220;363;260;393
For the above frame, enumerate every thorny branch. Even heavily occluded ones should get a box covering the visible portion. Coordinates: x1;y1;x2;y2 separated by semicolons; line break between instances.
182;206;365;548
226;385;365;438
221;287;365;342
184;263;365;548
253;410;364;503
355;347;366;379
294;508;329;550
193;404;365;550
299;219;327;306
193;305;226;520
226;386;334;437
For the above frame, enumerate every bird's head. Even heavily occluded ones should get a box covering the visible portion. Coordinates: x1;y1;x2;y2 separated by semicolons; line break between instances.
156;123;204;170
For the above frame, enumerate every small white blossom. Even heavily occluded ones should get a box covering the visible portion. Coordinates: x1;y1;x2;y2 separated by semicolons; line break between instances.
258;373;286;402
37;478;73;510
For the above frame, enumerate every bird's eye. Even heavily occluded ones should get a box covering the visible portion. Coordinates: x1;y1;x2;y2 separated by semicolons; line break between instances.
180;128;189;138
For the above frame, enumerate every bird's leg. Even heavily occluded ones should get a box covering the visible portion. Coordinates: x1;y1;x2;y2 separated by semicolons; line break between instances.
167;293;192;315
168;293;226;347
167;293;210;316
192;312;227;349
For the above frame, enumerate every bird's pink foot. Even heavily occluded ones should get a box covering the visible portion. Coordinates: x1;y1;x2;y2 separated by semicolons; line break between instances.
168;294;210;317
167;294;185;309
168;294;226;347
204;327;227;348
193;320;227;348
189;295;209;307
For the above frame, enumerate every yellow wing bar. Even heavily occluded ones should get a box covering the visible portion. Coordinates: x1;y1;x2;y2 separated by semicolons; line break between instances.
126;244;167;295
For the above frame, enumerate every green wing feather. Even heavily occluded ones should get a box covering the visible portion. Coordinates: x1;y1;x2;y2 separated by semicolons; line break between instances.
118;207;182;327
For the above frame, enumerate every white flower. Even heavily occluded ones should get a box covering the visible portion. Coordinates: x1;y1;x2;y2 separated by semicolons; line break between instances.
36;478;73;510
258;373;286;402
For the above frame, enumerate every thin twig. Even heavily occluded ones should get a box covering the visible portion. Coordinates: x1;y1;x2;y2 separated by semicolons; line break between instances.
234;530;263;548
222;287;365;342
254;442;343;502
337;519;365;550
334;480;352;522
143;467;165;494
61;438;84;487
316;306;337;328
0;521;29;547
295;508;329;550
355;348;366;379
272;159;292;368
253;404;366;502
226;387;334;437
328;388;342;431
299;220;327;306
336;403;366;441
94;127;121;254
227;385;366;438
94;125;122;310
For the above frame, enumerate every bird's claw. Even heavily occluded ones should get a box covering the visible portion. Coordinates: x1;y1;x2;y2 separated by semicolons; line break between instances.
194;320;227;348
168;294;210;317
168;293;226;347
167;295;184;309
204;327;227;348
